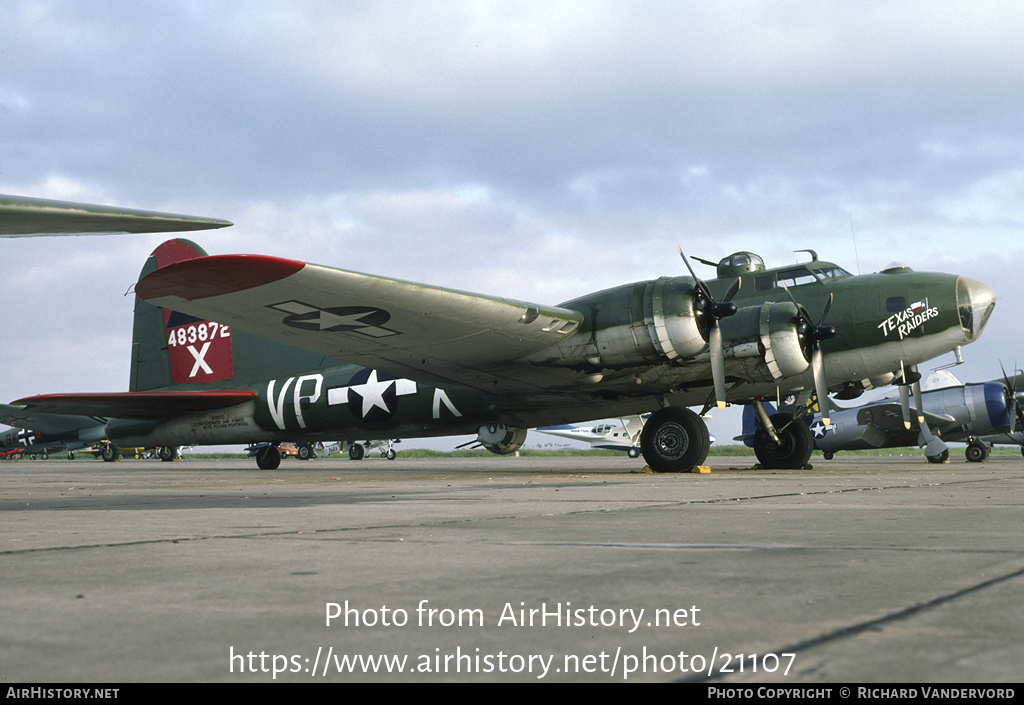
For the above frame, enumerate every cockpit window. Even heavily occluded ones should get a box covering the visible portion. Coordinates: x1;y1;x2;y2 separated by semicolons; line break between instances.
775;268;819;289
753;264;852;292
812;266;852;280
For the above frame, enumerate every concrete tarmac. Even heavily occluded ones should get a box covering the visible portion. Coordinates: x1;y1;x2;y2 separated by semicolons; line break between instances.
1;454;1022;683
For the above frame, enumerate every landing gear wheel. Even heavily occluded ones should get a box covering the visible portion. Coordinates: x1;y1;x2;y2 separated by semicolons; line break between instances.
753;413;813;469
385;449;397;460
823;451;834;460
628;447;641;459
965;443;987;463
298;444;313;460
349;443;365;460
256;445;282;470
640;407;710;473
927;449;950;464
158;446;178;462
101;443;120;463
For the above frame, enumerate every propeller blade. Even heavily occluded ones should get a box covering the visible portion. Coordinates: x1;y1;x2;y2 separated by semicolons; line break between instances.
722;277;741;303
811;347;830;426
710;321;726;411
899;382;912;430
911;370;926;426
818;292;834;329
677;245;740;411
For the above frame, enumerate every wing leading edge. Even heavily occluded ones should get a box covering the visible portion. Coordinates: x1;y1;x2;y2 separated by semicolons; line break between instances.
136;254;584;394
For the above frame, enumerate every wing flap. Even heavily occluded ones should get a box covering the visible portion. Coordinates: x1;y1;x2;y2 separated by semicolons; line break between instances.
11;390;256;418
137;255;584;393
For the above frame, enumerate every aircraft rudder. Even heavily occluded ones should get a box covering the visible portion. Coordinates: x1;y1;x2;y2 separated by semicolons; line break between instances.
130;239;236;391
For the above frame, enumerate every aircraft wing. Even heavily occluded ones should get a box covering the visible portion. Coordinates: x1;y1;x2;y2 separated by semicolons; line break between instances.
136;255;584;394
0;194;232;237
862;403;956;435
0;403;105;434
9;390;256;419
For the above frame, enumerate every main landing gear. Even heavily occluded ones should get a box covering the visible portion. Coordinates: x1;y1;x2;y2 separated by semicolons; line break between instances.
639;403;814;472
752;411;814;469
640;407;711;472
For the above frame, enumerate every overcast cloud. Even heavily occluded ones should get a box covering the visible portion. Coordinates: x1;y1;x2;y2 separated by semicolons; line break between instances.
3;1;1023;447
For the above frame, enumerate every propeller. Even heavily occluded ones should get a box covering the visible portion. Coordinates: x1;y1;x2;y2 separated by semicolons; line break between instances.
896;361;924;430
677;246;740;410
780;283;836;425
999;362;1022;436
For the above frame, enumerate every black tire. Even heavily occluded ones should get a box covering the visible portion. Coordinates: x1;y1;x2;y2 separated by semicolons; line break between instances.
256;445;282;470
754;413;813;469
349;443;365;461
965;444;986;463
298;444;313;461
101;443;120;463
640;407;710;472
927;449;950;464
158;446;178;462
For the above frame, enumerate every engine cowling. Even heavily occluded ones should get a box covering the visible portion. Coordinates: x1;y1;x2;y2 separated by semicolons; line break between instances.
570;277;709;369
716;301;811;382
476;424;528;455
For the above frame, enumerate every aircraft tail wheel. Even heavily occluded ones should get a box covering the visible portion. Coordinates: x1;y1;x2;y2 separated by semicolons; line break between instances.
158;446;178;462
256;445;282;470
753;413;813;469
349;443;365;460
927;449;950;464
101;443;121;462
640;407;710;472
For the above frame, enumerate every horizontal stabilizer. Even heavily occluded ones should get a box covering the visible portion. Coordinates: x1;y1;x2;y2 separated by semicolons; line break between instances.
0;194;232;237
11;390;256;418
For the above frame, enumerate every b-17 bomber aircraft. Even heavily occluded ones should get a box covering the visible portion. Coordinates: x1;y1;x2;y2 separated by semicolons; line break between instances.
9;240;997;472
795;369;1023;463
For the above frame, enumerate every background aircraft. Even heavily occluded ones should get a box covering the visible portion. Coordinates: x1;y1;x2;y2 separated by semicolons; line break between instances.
9;240;996;472
1;403;107;459
536;417;648;457
535;415;717;457
742;369;1023;463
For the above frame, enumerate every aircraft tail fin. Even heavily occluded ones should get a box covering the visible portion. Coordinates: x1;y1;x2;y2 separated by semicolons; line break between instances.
130;240;331;392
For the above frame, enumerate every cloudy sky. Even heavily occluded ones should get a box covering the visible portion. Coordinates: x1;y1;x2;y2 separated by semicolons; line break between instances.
3;1;1023;448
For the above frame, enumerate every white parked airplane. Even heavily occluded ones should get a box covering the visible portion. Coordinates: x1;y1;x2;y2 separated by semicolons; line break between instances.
536;416;715;458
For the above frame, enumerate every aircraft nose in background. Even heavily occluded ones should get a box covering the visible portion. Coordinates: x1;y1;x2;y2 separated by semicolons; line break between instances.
956;276;996;343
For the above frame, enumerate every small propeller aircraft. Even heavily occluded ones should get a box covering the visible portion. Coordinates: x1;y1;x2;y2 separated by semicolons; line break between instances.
1;403;107;459
536;417;649;457
9;239;997;472
765;368;1024;463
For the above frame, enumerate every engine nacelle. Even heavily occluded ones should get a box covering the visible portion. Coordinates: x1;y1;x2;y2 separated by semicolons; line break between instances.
568;277;709;368
960;382;1013;435
717;301;811;382
476;424;528;455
